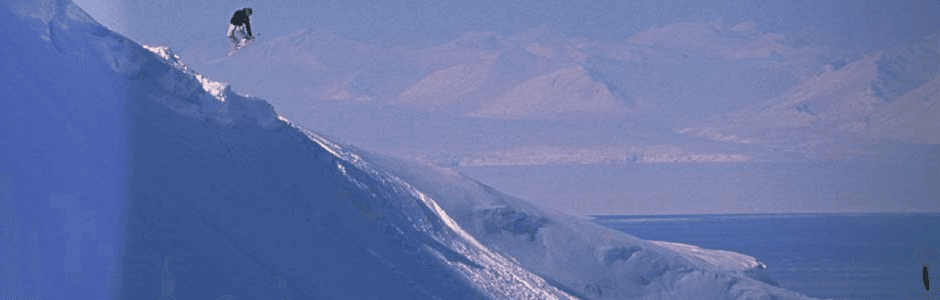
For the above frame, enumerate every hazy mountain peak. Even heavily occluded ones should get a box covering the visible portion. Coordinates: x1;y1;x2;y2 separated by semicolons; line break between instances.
471;66;629;120
867;73;940;143
512;24;564;43
444;31;511;50
730;20;758;32
626;21;724;51
871;30;940;101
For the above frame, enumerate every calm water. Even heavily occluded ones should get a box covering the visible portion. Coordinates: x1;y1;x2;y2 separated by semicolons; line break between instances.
593;213;940;300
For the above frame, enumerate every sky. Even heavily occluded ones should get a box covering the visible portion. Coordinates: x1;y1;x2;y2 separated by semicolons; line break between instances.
77;0;940;53
72;0;127;35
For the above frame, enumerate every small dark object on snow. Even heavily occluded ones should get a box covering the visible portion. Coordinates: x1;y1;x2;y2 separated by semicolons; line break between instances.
925;265;930;290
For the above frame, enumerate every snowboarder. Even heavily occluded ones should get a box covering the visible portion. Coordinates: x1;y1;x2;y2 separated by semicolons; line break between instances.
227;8;254;50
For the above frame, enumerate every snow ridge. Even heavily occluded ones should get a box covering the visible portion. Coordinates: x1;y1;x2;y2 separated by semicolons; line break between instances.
141;44;281;129
302;129;574;299
144;42;574;298
361;155;818;300
147;31;815;300
131;42;573;300
2;0;280;131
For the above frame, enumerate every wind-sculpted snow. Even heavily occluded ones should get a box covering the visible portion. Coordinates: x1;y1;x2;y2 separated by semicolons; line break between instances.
361;155;818;300
139;44;281;129
647;241;778;287
300;129;586;300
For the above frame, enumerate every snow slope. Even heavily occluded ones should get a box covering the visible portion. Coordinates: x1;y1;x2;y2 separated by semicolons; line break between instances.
364;156;813;300
1;1;136;298
1;1;570;299
1;0;817;299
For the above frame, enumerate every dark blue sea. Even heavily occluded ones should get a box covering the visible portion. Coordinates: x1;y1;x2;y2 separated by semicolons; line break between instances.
593;213;940;300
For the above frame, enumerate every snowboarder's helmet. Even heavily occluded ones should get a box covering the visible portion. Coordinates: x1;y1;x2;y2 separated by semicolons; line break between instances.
244;8;252;16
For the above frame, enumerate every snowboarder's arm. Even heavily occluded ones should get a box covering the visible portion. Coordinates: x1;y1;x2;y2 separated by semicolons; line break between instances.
245;21;252;37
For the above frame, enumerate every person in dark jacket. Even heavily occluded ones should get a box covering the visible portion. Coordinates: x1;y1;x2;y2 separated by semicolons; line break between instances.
926;265;930;290
227;8;253;47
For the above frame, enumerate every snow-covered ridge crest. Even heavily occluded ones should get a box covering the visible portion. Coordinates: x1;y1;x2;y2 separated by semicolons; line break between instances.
300;129;575;299
3;0;280;130
651;239;764;272
143;45;228;102
648;240;777;284
361;155;818;300
3;0;90;42
140;44;281;129
3;0;146;76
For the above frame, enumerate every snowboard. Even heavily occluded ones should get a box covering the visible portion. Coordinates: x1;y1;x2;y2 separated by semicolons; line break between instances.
227;33;259;56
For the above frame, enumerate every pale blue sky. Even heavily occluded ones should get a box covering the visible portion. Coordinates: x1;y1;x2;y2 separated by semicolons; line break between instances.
77;0;939;52
72;0;127;35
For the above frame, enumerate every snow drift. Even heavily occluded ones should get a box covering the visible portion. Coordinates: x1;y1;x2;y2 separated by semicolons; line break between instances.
362;155;801;299
1;0;817;299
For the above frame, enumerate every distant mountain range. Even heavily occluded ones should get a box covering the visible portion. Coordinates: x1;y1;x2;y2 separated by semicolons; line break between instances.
181;18;938;167
680;32;940;151
188;20;829;119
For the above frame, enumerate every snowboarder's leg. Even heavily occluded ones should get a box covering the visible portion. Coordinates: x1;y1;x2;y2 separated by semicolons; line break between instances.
238;25;249;40
227;24;238;46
